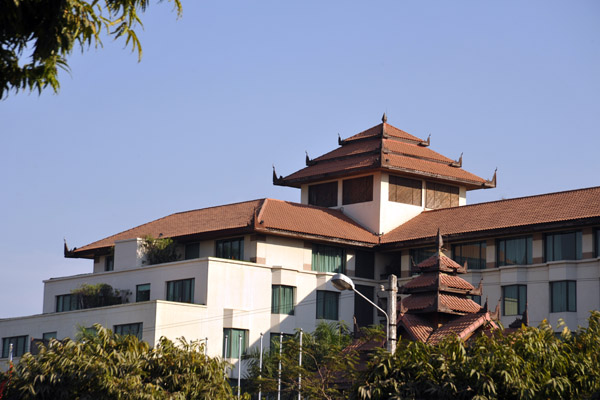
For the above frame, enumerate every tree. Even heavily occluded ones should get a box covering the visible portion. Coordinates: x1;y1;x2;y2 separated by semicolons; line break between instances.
0;324;233;399
0;0;182;99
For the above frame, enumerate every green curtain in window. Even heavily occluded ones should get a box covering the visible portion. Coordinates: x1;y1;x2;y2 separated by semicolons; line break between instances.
312;245;344;273
272;286;294;314
223;329;246;358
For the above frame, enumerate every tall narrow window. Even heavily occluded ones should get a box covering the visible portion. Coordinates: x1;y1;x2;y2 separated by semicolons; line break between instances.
185;242;200;260
316;291;339;320
166;278;194;303
105;255;114;272
216;237;244;260
223;328;248;358
502;285;527;316
545;231;582;262
389;176;422;206
312;244;345;273
550;281;576;312
595;228;600;258
342;175;373;205
271;285;295;315
114;323;143;340
2;335;28;358
136;283;151;302
425;182;459;209
354;285;375;327
355;251;375;279
452;241;487;270
308;181;338;207
497;236;533;266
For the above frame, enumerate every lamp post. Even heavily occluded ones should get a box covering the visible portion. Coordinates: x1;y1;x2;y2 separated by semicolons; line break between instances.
331;273;395;353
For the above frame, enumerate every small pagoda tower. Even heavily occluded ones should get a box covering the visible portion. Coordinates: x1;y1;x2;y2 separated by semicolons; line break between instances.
396;230;499;344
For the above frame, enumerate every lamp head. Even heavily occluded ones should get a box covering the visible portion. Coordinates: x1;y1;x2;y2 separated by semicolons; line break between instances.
331;273;355;291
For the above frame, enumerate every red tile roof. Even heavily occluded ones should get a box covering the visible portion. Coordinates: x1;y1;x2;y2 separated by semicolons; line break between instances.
72;198;379;256
276;121;491;189
381;186;600;244
427;313;497;345
402;293;481;314
397;313;434;342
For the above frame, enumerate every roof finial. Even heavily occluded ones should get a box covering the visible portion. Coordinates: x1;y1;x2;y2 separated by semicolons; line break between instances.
382;112;387;123
436;228;444;252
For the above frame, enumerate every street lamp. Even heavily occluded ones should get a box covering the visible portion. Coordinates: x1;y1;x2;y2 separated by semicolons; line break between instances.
331;273;391;352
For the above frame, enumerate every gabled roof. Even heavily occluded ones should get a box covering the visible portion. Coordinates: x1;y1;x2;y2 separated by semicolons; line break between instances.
274;117;494;190
70;199;378;258
381;186;600;245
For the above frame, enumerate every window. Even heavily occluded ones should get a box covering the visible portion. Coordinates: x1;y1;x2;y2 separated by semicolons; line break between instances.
545;231;582;262
354;285;375;327
551;281;576;312
42;332;57;341
223;328;248;358
2;335;28;358
595;228;600;258
136;283;151;302
271;285;295;315
105;255;114;271
502;285;527;316
114;323;143;340
56;294;79;312
216;237;244;260
497;236;533;266
166;278;194;303
342;175;373;205
355;250;375;279
308;181;338;207
468;295;482;305
185;242;200;260
312;244;345;273
425;181;459;209
389;176;422;206
409;247;437;266
316;291;339;320
452;241;487;270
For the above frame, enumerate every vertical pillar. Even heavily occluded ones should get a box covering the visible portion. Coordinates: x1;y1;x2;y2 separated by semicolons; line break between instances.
387;274;397;353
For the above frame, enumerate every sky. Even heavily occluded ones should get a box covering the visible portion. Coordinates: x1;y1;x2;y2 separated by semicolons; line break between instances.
1;1;599;318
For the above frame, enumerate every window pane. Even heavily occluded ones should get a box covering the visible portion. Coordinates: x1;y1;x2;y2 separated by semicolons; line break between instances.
410;247;437;266
216;238;244;260
166;279;194;303
355;251;375;279
308;181;338;207
354;285;374;327
551;281;567;312
312;245;345;273
2;335;28;358
453;241;486;270
114;323;143;340
343;176;373;205
503;286;518;316
545;232;582;262
497;237;532;266
223;328;247;358
425;182;459;209
389;176;422;206
316;291;338;320
136;284;151;302
568;281;577;312
185;243;200;260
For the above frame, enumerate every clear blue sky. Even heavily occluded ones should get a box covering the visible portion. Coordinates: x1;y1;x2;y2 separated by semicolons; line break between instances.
1;1;599;318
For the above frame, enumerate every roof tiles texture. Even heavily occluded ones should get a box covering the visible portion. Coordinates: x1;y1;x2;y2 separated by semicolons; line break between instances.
427;313;492;345
397;313;434;343
382;186;600;243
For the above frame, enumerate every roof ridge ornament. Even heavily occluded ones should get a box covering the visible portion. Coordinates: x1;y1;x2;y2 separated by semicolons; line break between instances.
272;165;283;185
382;112;387;123
338;133;344;146
418;134;431;147
436;228;444;252
484;168;497;188
305;151;316;166
450;152;463;168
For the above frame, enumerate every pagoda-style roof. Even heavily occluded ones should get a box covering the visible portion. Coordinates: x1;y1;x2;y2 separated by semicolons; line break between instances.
274;115;495;190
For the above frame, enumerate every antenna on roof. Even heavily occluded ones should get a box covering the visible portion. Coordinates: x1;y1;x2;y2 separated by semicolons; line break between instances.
382;112;387;123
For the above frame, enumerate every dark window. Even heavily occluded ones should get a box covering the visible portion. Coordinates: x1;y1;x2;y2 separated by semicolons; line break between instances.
468;295;482;305
216;237;244;260
425;182;459;209
503;285;527;316
343;175;373;205
389;176;422;206
355;250;375;279
105;255;114;272
551;281;576;313
545;231;582;262
2;335;28;358
42;332;57;341
316;291;339;320
185;242;200;260
271;285;295;315
497;236;533;266
223;328;248;358
595;228;600;258
312;244;345;273
114;323;143;340
354;285;374;327
56;294;79;312
452;241;487;270
136;283;151;302
308;181;338;207
410;247;437;266
166;278;194;303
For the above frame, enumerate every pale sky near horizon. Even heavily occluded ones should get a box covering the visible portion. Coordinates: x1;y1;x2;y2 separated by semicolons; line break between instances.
1;1;599;318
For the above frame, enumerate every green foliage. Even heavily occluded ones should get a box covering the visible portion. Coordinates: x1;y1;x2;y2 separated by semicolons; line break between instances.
0;0;182;99
141;235;180;265
1;324;233;399
244;322;384;400
352;311;600;400
71;283;128;309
